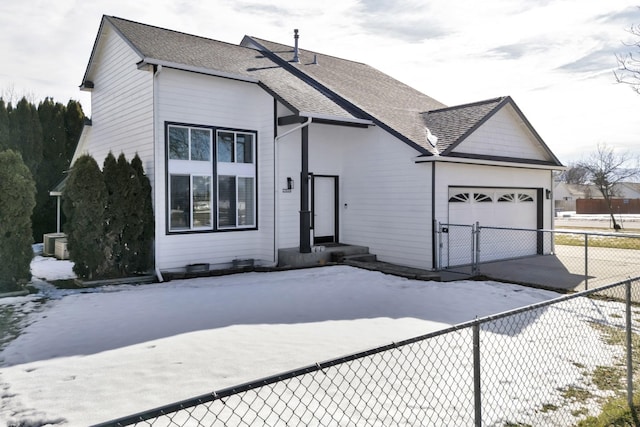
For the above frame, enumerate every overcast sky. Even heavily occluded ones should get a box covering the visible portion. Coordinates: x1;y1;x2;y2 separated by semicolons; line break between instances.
1;0;638;162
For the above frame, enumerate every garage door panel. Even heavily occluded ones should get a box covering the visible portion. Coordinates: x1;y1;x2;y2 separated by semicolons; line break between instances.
446;187;538;266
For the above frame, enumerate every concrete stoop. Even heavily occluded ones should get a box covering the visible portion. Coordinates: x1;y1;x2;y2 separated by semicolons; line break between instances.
277;245;441;282
278;244;371;268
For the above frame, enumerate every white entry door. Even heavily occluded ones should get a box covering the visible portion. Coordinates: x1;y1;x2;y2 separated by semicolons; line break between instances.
312;176;337;244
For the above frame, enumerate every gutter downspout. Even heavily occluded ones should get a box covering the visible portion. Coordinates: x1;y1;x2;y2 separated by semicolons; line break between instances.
274;116;312;262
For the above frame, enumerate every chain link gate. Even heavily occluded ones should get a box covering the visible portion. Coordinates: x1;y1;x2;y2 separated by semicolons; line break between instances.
438;222;479;275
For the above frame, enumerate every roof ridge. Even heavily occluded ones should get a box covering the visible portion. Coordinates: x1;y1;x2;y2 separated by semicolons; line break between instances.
247;36;370;67
106;15;258;53
424;96;507;114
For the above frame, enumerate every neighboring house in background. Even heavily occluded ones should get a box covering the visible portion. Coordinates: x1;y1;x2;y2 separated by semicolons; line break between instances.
554;182;592;211
618;183;640;199
555;182;640;212
73;16;564;274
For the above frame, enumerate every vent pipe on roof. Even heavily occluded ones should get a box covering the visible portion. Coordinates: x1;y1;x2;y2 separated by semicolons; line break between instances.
293;29;300;63
313;54;318;65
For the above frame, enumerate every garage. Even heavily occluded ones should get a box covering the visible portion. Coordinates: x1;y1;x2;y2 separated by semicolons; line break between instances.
448;187;538;228
443;187;542;266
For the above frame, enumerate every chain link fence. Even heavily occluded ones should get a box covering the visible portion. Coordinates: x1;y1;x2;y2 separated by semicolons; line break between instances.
438;223;640;290
94;278;640;427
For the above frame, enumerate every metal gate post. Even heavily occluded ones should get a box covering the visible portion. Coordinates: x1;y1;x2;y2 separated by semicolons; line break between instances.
473;222;481;275
584;234;589;290
626;280;634;412
437;222;442;270
473;323;482;427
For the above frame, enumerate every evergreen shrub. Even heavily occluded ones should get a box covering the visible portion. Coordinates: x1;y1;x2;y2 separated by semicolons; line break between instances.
0;150;36;292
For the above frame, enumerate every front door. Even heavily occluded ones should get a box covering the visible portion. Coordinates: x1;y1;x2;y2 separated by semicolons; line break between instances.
312;175;338;244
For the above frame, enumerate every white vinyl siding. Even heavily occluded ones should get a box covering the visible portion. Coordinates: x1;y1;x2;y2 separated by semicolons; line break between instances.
154;68;274;271
451;105;550;161
82;25;154;185
276;124;433;270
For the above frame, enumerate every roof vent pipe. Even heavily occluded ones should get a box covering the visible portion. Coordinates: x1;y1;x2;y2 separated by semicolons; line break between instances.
293;29;300;63
313;54;318;65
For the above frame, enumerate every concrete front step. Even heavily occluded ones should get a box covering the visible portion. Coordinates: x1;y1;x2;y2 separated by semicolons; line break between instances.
278;244;371;268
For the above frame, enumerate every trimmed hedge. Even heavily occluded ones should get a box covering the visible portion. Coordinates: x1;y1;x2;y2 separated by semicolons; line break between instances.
63;152;154;280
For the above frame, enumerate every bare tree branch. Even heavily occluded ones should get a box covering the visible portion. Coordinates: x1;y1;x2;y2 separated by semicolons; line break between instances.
615;22;640;94
577;143;640;229
557;162;589;184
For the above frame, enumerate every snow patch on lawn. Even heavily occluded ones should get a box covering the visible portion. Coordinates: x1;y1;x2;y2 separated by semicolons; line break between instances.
0;260;621;426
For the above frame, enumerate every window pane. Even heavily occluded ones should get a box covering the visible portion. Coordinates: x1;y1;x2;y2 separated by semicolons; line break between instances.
169;127;189;160
217;132;234;163
218;175;236;227
170;175;190;229
193;176;211;228
191;129;211;161
236;133;254;163
238;177;255;226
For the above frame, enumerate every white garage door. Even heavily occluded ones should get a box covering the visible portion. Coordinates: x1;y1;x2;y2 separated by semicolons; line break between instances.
448;187;537;228
445;187;538;266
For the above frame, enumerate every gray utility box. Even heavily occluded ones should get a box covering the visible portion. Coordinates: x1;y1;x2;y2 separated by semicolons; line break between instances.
43;233;66;256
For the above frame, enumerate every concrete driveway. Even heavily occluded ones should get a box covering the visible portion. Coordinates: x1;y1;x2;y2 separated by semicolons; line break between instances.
476;245;640;292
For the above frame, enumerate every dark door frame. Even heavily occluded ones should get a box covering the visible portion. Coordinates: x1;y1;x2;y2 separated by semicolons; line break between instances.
311;174;339;244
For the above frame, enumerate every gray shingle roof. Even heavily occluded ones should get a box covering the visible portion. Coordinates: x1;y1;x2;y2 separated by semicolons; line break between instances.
100;17;357;121
87;16;561;164
246;37;447;154
421;97;506;154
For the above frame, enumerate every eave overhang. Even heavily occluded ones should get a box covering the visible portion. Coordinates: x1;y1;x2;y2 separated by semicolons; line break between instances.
414;154;566;171
137;58;260;83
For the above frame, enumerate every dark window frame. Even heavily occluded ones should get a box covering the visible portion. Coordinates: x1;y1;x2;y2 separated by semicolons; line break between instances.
165;121;258;235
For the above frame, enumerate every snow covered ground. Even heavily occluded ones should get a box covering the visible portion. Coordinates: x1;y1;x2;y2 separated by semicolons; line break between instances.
0;249;626;426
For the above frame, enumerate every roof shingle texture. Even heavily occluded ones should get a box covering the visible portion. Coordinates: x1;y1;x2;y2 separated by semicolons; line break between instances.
421;98;505;154
249;37;448;153
106;17;356;121
103;17;516;157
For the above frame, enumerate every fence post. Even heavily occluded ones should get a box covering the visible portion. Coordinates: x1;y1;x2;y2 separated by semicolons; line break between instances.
473;222;480;276
473;323;482;427
437;221;442;270
626;280;634;412
584;234;589;290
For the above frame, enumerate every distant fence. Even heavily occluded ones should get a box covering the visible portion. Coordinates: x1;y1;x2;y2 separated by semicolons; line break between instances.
577;198;640;214
93;278;640;426
438;223;640;289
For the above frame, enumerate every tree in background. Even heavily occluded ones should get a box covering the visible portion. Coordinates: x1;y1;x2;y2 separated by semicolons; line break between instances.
33;98;68;239
0;95;85;242
557;162;589;185
0;100;8;150
578;143;640;230
9;98;43;177
63;154;108;280
616;22;640;93
0;150;36;292
64;100;85;168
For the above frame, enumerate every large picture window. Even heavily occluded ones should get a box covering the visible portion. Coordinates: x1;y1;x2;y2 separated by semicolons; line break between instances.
167;123;257;232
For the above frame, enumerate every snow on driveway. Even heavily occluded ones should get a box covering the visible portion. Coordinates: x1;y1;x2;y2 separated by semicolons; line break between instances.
1;259;568;425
